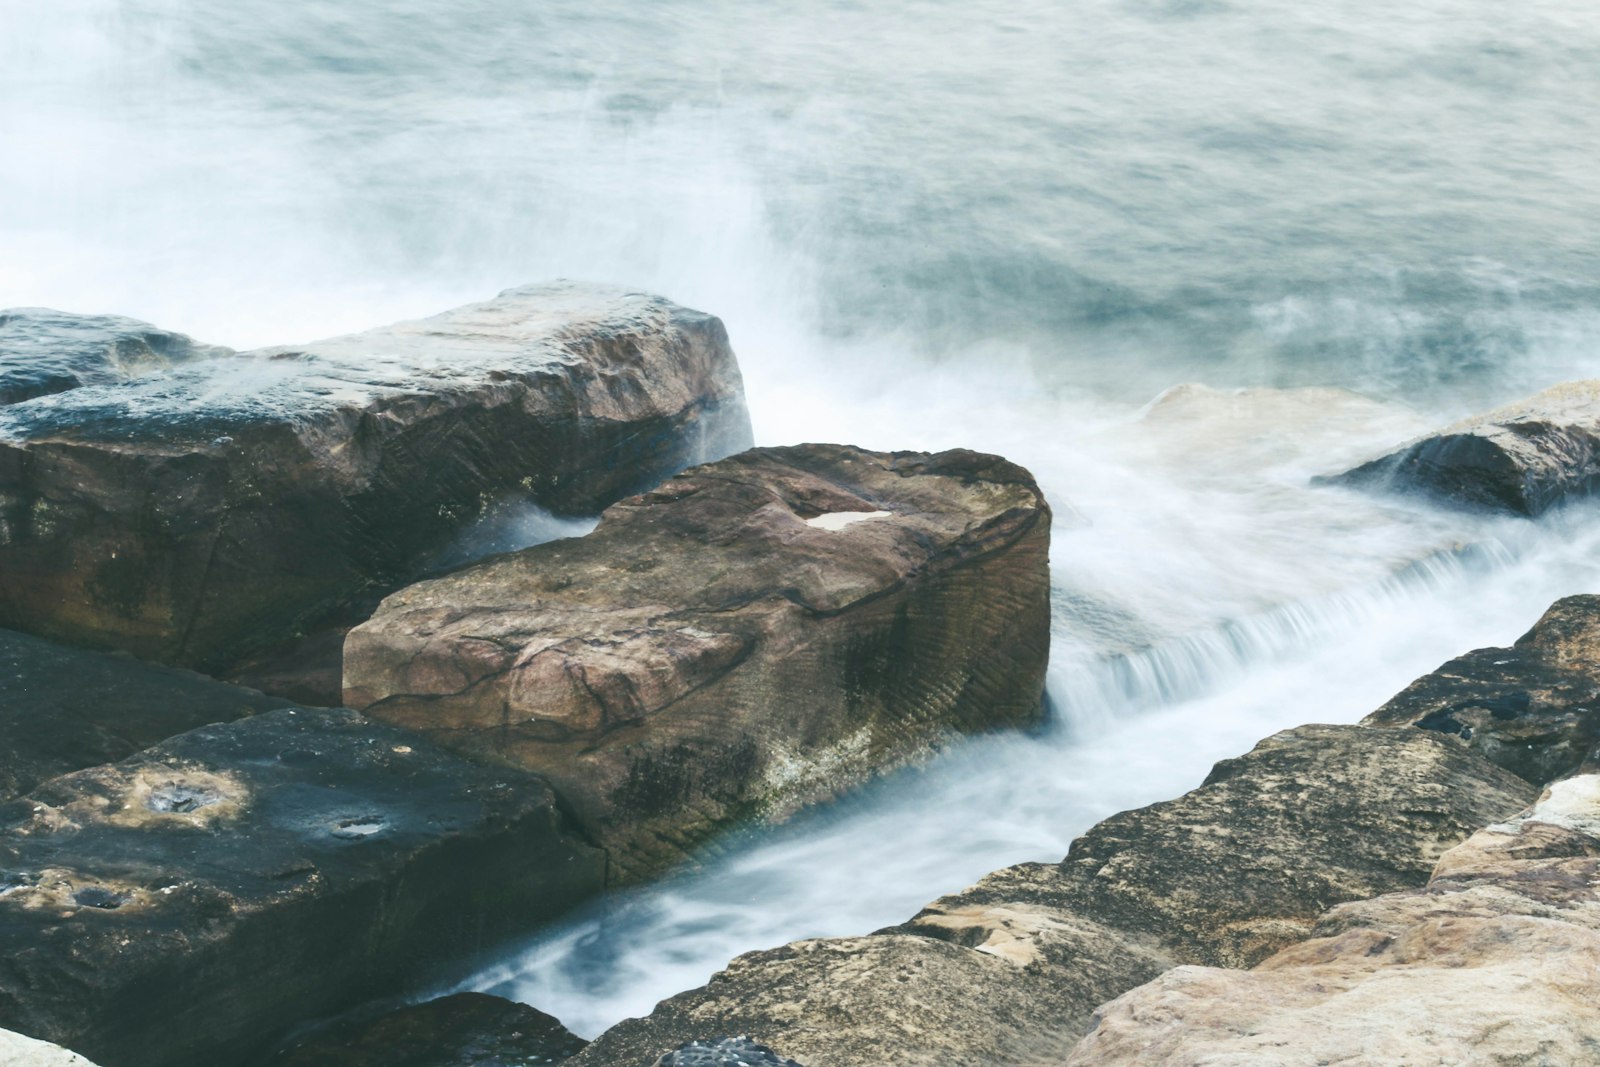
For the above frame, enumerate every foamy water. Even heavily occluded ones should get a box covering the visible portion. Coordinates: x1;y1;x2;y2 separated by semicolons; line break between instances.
7;0;1600;1041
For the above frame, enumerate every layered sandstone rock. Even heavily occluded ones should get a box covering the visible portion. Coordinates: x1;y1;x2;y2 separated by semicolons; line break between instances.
1064;774;1600;1066
1364;594;1600;784
1323;380;1600;516
563;725;1534;1067
0;283;751;673
345;444;1052;881
0;627;291;801
0;708;604;1067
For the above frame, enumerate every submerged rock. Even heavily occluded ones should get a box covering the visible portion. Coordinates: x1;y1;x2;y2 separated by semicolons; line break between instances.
563;725;1534;1067
0;1028;101;1067
1063;773;1600;1065
345;444;1052;881
0;627;292;801
269;991;586;1067
0;283;752;673
0;708;604;1067
0;309;227;406
1365;594;1600;784
1323;380;1600;516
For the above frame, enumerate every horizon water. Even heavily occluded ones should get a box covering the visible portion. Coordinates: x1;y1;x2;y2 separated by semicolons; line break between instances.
6;0;1600;1045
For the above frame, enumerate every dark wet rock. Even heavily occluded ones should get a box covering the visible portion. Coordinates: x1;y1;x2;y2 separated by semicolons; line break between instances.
1364;594;1600;785
345;444;1052;882
0;708;605;1067
1063;773;1600;1065
564;725;1535;1067
1322;380;1600;516
0;309;227;406
0;627;292;801
269;991;585;1067
0;282;752;674
652;1036;804;1066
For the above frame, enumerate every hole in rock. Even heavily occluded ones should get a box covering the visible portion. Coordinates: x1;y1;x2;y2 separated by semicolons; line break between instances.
73;886;126;909
146;784;223;814
331;816;386;839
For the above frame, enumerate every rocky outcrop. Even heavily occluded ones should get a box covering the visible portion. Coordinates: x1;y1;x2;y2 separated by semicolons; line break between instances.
0;708;605;1067
563;725;1534;1067
268;992;586;1067
0;628;292;801
0;309;226;406
0;283;751;673
1323;380;1600;516
345;444;1052;881
0;1028;101;1067
1364;594;1600;784
1063;773;1600;1066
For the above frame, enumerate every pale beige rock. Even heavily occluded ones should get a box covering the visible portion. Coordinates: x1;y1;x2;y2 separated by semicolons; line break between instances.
1064;774;1600;1066
0;1029;101;1067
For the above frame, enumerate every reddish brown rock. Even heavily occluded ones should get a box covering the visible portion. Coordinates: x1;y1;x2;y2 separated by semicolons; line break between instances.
345;444;1052;881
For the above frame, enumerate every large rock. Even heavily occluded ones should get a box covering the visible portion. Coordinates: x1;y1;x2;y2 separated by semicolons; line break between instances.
563;725;1534;1067
1323;380;1600;516
0;309;226;406
268;992;586;1067
1364;594;1600;785
0;283;751;673
344;444;1052;881
1063;773;1600;1066
0;627;292;801
0;708;605;1067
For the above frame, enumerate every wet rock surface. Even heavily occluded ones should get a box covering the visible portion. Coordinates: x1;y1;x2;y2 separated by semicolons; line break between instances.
0;627;292;801
652;1036;804;1066
1324;380;1600;516
0;283;751;674
0;708;605;1067
268;991;586;1067
0;309;227;407
563;725;1534;1067
346;444;1052;882
1364;594;1600;784
1064;773;1600;1066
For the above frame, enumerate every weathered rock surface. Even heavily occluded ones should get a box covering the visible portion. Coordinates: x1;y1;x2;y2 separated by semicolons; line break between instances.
1324;380;1600;516
0;627;292;801
268;991;586;1067
0;708;605;1067
1063;774;1600;1066
563;725;1534;1067
345;444;1052;881
0;283;751;673
1365;594;1600;784
0;309;227;406
0;1028;102;1067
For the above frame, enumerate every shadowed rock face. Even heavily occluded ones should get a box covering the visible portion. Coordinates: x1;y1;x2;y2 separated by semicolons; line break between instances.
1365;594;1600;785
1322;380;1600;516
1063;774;1600;1066
345;444;1053;882
267;992;586;1067
562;725;1534;1067
0;708;605;1067
0;310;228;407
0;628;293;802
0;283;752;673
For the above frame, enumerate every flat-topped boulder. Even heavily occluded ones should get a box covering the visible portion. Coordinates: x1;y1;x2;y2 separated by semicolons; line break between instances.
0;283;751;672
562;725;1534;1067
0;309;227;407
1322;380;1600;516
1365;594;1600;784
345;444;1052;881
0;627;293;801
0;708;605;1067
1063;774;1600;1065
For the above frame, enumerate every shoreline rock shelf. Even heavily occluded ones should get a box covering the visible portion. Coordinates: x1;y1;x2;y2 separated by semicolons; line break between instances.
344;444;1054;882
0;283;752;674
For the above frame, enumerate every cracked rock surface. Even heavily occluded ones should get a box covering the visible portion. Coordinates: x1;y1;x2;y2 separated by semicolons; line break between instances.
345;444;1053;882
0;282;751;673
0;708;604;1067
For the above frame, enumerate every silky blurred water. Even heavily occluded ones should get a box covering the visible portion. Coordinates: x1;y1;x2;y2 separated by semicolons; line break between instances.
6;0;1600;1040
